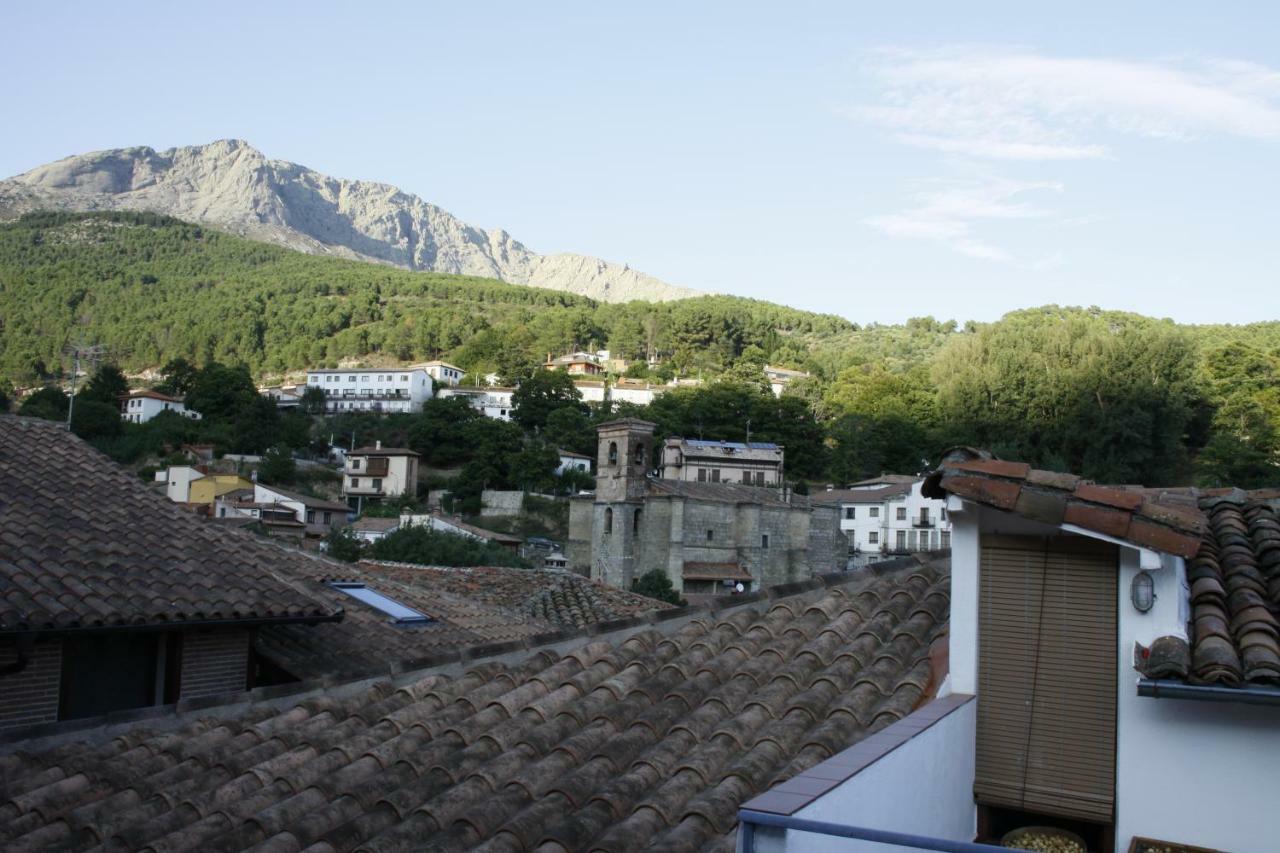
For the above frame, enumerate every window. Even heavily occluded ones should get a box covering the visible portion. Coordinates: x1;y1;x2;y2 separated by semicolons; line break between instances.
711;469;721;483
323;511;332;525
896;507;907;521
941;507;948;522
349;375;356;381
706;529;714;541
400;375;409;382
306;510;316;524
361;375;370;382
604;507;613;534
698;468;707;482
633;508;642;534
896;530;907;550
634;443;645;466
870;507;879;518
761;534;770;549
608;442;618;466
328;583;430;624
351;477;360;488
352;459;362;469
941;530;951;549
218;507;226;518
869;531;879;545
845;507;855;520
372;478;382;492
920;508;931;524
756;471;765;486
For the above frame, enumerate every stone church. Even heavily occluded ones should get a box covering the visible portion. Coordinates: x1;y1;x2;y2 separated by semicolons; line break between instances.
567;419;847;597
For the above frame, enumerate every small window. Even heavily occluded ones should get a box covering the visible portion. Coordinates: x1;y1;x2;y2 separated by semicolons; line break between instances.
869;531;879;545
870;507;880;518
941;507;948;522
633;508;642;534
756;471;765;486
351;477;360;488
896;530;907;550
608;441;618;466
941;530;951;549
634;443;645;466
706;529;714;541
306;510;316;524
373;478;382;491
353;459;362;469
761;534;769;549
362;376;370;382
323;511;332;524
698;468;707;482
604;507;613;534
400;375;409;382
711;469;720;483
896;507;906;521
845;507;855;520
349;375;356;381
329;583;430;624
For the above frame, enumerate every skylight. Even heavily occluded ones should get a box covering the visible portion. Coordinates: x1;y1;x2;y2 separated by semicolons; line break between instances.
328;582;431;625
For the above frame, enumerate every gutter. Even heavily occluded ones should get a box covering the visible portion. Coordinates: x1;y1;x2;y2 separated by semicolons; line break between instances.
1138;678;1280;707
0;610;344;641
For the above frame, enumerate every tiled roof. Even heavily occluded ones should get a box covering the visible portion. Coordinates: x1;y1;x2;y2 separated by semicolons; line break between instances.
683;561;753;582
350;446;419;457
257;484;351;512
923;447;1207;557
351;517;400;533
0;558;949;852
121;389;181;403
646;479;807;508
1141;491;1280;688
428;514;523;544
0;416;340;635
810;484;913;504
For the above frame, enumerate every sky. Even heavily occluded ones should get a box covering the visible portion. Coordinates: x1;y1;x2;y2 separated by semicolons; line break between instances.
3;2;1279;326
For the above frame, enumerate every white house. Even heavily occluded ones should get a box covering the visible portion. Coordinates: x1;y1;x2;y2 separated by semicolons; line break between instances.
418;360;465;387
155;465;205;504
252;483;351;537
573;380;608;403
437;386;516;421
812;476;951;562
120;390;201;424
557;449;592;476
342;442;420;503
399;512;524;552
305;368;433;414
740;449;1279;853
349;516;400;543
763;364;809;398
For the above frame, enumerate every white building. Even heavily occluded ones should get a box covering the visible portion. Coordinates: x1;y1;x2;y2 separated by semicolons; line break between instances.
557;449;592;476
659;438;784;486
251;483;351;537
573;380;607;403
305;368;433;414
740;450;1279;853
349;516;400;543
763;364;809;398
342;442;420;502
812;475;951;560
437;386;516;421
120;390;201;424
155;465;205;504
418;360;465;387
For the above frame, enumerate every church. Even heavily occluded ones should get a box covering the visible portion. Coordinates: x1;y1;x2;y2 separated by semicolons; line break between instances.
567;419;847;598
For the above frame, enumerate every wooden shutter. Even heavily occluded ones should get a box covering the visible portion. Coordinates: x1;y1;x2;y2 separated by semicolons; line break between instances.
975;535;1117;823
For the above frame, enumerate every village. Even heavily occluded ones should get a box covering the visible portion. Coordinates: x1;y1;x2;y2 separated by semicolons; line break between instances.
1;345;1275;853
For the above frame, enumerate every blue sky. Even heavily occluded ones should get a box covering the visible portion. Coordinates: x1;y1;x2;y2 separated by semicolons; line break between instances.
3;2;1278;325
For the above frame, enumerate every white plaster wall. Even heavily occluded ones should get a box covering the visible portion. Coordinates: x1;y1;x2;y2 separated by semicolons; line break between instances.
165;466;204;503
946;497;980;695
1114;547;1280;853
772;702;978;852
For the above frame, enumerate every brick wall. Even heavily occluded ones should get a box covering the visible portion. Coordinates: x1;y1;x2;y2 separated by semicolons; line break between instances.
180;629;250;699
0;638;62;732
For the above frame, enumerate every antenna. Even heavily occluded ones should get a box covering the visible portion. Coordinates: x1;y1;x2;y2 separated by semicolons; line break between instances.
63;341;107;430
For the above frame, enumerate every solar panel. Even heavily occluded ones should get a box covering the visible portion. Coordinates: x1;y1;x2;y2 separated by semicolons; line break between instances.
328;583;431;624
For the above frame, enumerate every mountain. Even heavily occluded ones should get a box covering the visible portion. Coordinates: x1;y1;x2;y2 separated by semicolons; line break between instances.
0;139;699;304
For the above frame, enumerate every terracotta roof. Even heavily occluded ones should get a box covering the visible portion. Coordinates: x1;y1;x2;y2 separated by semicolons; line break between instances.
923;447;1207;558
0;557;949;851
0;416;341;635
647;479;807;508
120;389;182;403
683;561;754;582
1140;491;1280;689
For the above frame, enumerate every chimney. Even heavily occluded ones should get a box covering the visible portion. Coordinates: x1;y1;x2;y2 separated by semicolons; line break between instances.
375;440;382;450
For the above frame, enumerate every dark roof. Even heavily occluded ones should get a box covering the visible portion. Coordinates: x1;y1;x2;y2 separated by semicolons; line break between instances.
558;449;593;460
256;561;668;679
851;474;918;486
0;557;949;852
256;483;351;512
430;514;523;544
924;448;1280;692
923;447;1207;557
647;478;810;508
121;389;181;402
1140;491;1280;689
682;439;782;451
350;517;400;532
0;416;340;635
348;445;419;457
683;561;753;581
810;484;913;504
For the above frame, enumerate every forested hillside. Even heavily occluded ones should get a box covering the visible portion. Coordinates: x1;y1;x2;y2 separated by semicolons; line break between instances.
1;211;1277;488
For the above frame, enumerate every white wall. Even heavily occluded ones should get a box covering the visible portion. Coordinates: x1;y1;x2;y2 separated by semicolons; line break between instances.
764;702;978;853
163;466;204;503
306;369;433;412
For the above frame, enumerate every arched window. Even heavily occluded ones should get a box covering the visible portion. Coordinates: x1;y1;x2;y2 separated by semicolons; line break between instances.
633;507;642;534
634;443;646;467
608;442;618;466
604;507;613;535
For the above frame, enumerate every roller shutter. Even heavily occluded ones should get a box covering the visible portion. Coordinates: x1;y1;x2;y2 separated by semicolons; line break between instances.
974;534;1117;823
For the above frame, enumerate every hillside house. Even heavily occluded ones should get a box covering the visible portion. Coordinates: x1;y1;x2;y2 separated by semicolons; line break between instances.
119;389;201;424
739;448;1280;853
437;385;515;421
348;516;400;543
557;448;592;476
418;360;464;386
763;364;810;398
252;483;351;537
811;475;952;563
400;512;524;552
342;442;420;504
568;420;846;599
155;465;254;508
661;437;785;486
0;416;340;732
304;367;433;414
545;352;604;375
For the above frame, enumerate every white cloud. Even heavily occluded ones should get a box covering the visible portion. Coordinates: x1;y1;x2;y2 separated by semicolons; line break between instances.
856;48;1280;160
864;177;1060;262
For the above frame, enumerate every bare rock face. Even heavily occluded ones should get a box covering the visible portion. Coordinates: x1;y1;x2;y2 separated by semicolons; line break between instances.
0;139;698;303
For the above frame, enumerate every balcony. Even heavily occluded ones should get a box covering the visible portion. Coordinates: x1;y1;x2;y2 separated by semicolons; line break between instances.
913;517;936;528
346;460;389;477
739;694;978;853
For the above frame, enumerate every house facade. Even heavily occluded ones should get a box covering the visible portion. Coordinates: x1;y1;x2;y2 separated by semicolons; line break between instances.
557;449;592;476
437;385;516;421
418;360;464;386
545;353;603;375
120;390;201;423
342;442;420;503
304;368;433;414
811;476;952;561
763;364;809;398
567;420;846;599
155;465;253;508
253;483;351;537
660;437;785;486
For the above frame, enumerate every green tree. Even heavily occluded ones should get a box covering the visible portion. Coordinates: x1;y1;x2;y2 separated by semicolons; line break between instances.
324;527;363;563
81;364;130;405
301;385;326;415
69;399;123;441
186;362;258;421
258;444;297;485
18;386;69;421
631;569;686;606
369;525;529;568
512;370;586;433
156;358;200;397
